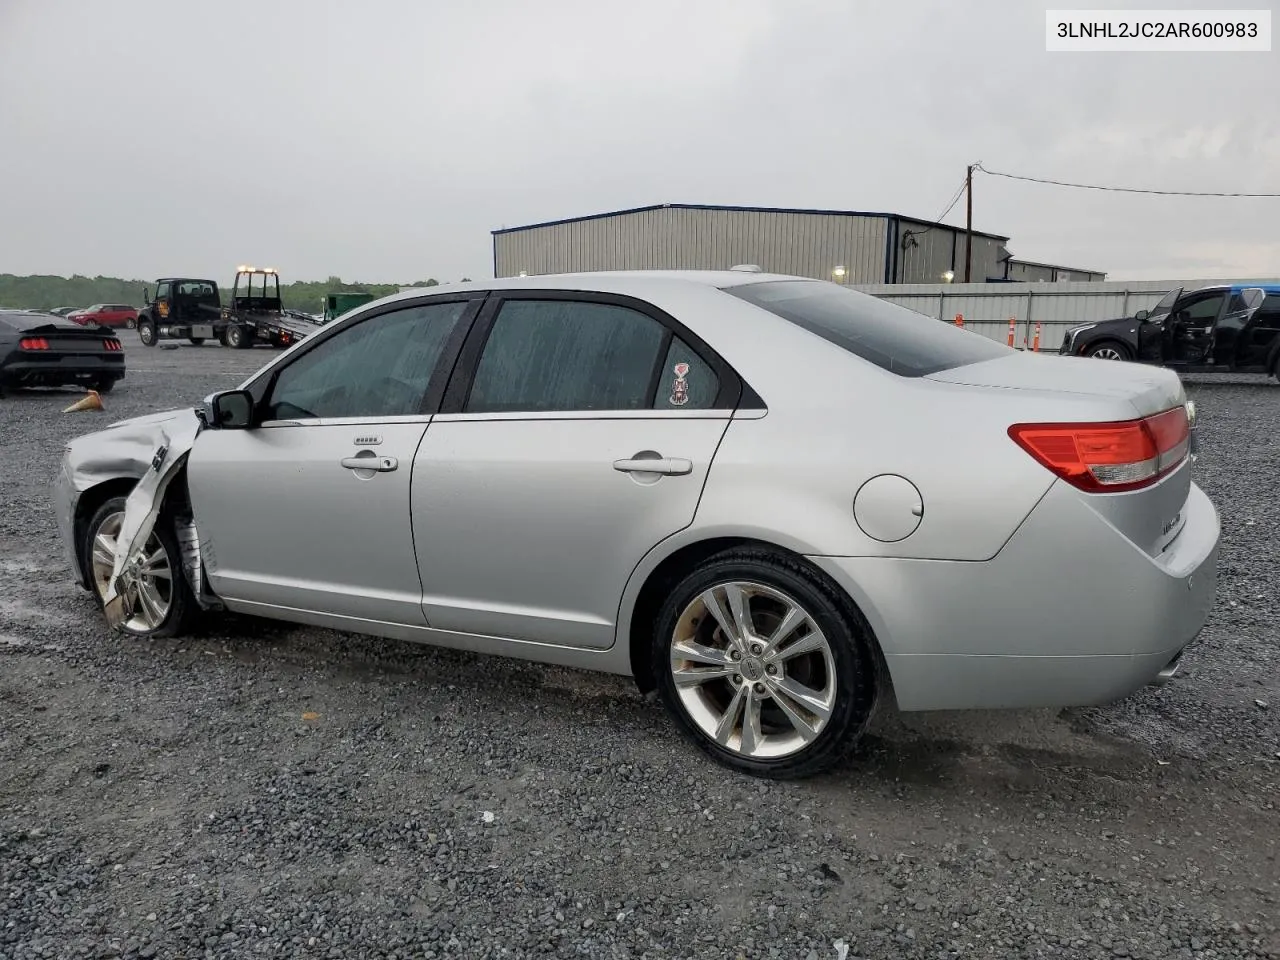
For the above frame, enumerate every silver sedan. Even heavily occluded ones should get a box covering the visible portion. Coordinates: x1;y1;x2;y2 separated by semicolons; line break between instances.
53;270;1221;778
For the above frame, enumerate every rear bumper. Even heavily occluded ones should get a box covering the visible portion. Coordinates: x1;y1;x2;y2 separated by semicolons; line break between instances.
809;480;1220;712
3;356;124;385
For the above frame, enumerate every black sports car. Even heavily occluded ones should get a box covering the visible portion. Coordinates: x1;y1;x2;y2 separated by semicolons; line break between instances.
0;310;125;397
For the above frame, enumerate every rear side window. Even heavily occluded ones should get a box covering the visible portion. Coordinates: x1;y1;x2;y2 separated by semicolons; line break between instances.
466;300;667;413
723;280;1009;377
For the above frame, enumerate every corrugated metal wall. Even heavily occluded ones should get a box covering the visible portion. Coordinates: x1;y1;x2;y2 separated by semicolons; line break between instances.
852;279;1280;350
494;207;891;282
1006;261;1107;283
893;219;1005;284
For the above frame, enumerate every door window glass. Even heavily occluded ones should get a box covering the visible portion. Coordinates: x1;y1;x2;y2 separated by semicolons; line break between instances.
466;300;667;413
265;301;468;420
1178;294;1226;324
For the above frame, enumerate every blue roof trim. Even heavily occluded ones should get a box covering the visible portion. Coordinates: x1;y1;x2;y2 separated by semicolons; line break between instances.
491;203;1010;242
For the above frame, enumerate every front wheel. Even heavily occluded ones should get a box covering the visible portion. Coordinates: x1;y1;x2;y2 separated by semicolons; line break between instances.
137;320;157;347
1085;341;1130;361
224;325;251;349
83;496;197;638
653;549;877;779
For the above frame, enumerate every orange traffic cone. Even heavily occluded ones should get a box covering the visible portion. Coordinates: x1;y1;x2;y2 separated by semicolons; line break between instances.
63;389;104;413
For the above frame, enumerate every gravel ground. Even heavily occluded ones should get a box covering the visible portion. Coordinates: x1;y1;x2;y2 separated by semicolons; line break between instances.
2;344;1278;960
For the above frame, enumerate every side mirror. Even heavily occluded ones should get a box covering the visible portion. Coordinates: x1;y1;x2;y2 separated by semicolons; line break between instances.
143;287;152;304
205;389;254;429
1134;309;1150;322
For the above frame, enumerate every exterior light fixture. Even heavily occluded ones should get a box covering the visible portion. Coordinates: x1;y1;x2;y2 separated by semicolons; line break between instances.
942;270;955;283
832;265;847;282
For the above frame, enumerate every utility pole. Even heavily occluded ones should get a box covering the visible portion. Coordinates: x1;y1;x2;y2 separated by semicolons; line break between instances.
964;163;974;283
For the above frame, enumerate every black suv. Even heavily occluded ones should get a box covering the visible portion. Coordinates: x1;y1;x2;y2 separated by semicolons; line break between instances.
1060;283;1280;378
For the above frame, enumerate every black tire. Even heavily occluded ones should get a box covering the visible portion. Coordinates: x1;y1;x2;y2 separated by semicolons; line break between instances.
225;325;250;349
138;320;157;347
1084;340;1131;361
188;337;206;346
81;496;198;639
652;548;877;780
94;377;116;394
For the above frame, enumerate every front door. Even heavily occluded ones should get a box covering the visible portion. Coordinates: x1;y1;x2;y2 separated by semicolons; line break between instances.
411;294;737;650
187;297;478;623
1166;289;1227;365
152;282;173;324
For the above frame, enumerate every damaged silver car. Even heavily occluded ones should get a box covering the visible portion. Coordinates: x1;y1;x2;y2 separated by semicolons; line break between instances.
54;271;1222;779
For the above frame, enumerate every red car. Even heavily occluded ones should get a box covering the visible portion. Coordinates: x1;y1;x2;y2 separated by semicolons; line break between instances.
68;304;139;330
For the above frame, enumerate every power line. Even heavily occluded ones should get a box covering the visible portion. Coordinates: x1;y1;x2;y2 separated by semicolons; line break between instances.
974;163;1280;198
931;177;969;223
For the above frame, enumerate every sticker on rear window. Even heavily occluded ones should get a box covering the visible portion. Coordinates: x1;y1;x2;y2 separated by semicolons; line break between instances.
668;362;690;406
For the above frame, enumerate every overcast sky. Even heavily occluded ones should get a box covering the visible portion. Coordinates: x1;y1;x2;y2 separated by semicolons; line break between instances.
1;0;1276;284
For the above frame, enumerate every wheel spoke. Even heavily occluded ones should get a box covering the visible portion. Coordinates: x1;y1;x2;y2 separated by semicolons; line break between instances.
139;548;171;580
769;687;821;743
762;604;807;657
723;583;755;644
92;532;117;568
671;640;732;668
739;688;763;756
136;581;166;626
672;666;735;687
713;684;747;746
700;588;743;651
769;631;827;663
770;675;832;724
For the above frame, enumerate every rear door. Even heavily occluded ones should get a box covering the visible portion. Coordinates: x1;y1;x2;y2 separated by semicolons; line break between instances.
1237;293;1280;370
410;292;739;649
187;295;480;623
1166;289;1227;365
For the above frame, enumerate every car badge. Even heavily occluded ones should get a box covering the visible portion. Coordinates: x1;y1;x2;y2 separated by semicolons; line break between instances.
668;362;690;407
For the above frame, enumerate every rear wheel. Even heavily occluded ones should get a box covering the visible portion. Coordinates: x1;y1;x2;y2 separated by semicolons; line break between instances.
83;496;197;638
1085;340;1130;361
653;549;877;779
224;325;250;349
138;320;157;347
94;377;116;394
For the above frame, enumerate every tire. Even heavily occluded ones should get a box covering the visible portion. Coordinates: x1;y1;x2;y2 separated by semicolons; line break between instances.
138;320;157;347
82;496;197;639
652;548;877;780
126;317;137;330
188;337;206;346
225;325;250;349
94;377;116;394
1085;340;1131;361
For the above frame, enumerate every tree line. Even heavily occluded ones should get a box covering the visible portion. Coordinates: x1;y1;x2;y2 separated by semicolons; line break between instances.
0;274;472;314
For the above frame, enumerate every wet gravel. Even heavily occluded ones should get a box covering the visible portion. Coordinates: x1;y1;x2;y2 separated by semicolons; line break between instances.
2;344;1278;960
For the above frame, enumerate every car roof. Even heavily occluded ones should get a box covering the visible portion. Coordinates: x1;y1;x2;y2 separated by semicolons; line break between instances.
374;269;818;309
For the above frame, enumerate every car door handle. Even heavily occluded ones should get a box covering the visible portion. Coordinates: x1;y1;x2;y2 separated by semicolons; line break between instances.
340;456;398;472
613;457;692;476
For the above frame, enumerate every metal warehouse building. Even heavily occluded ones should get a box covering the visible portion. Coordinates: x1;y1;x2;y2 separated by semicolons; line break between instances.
491;203;1105;285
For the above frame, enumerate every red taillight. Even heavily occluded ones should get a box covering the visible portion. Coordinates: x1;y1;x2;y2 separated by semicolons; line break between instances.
102;338;122;352
1008;406;1190;493
19;337;50;350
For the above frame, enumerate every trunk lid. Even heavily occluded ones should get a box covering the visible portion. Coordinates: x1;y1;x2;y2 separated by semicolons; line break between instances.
927;350;1184;418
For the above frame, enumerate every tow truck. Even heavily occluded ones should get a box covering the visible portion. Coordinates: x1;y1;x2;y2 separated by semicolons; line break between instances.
136;267;318;350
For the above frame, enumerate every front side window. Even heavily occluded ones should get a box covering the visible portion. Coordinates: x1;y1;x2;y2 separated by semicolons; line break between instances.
724;280;1007;377
264;301;469;421
465;299;668;413
154;283;171;300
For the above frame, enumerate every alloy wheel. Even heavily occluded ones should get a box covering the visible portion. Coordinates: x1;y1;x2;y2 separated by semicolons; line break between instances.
89;511;173;633
1091;346;1124;360
668;581;836;760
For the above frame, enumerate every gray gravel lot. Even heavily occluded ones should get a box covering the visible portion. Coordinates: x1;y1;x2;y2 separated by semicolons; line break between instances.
2;344;1278;960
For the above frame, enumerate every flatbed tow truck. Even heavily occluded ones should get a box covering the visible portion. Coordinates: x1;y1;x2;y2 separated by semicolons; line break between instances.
136;267;320;349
